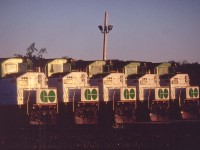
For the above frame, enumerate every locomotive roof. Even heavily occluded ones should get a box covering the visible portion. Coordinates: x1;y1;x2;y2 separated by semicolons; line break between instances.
106;60;150;70
90;73;110;79
74;60;105;69
0;58;8;62
3;72;25;78
159;73;188;80
49;72;71;78
127;74;146;79
3;72;47;79
146;62;177;73
36;58;67;67
49;71;86;78
159;74;176;79
0;57;23;62
109;61;138;70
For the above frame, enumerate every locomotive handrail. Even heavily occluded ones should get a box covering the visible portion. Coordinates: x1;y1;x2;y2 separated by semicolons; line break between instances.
17;89;23;105
72;89;76;112
134;97;137;109
26;90;31;116
179;88;182;107
139;90;142;101
64;87;68;103
98;100;100;110
148;88;152;109
112;91;116;110
56;94;59;114
166;99;169;109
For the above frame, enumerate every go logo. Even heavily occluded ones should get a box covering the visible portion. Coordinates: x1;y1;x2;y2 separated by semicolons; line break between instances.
40;90;56;102
158;89;168;99
124;88;135;99
189;88;198;98
84;88;98;100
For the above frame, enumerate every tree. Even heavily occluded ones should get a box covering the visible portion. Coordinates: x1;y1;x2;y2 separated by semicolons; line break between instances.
38;48;47;58
26;42;38;57
14;42;47;59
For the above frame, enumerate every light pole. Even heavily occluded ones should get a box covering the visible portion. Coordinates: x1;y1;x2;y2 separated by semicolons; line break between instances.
98;12;113;61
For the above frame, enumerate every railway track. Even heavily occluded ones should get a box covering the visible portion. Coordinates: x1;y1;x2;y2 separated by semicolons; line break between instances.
0;121;200;149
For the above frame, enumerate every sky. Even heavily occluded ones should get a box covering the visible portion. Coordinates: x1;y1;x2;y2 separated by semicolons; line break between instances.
0;0;200;63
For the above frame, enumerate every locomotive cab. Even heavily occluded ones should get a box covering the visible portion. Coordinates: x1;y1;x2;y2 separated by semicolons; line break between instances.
114;87;137;126
149;87;170;122
180;86;199;120
74;87;99;125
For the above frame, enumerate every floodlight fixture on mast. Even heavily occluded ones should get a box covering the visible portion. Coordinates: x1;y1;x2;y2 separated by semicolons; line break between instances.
98;12;113;61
